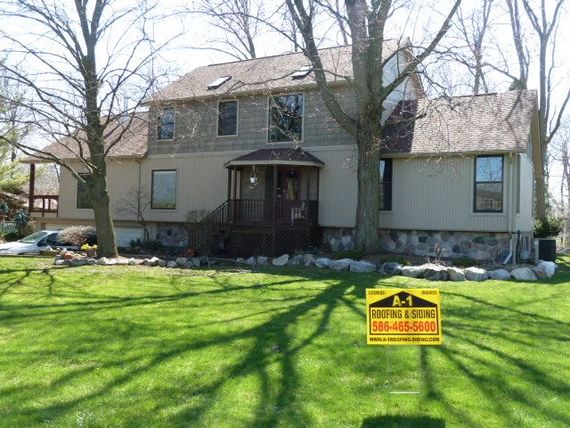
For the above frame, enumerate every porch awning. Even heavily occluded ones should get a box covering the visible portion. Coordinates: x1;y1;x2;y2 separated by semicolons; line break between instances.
224;147;325;168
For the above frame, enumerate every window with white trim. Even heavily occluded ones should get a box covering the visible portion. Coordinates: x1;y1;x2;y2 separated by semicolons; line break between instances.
218;100;238;136
268;94;303;143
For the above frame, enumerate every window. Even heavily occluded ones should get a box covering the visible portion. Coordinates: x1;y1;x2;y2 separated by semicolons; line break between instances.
379;159;392;211
268;94;303;143
474;155;503;212
207;76;231;90
291;65;312;79
77;173;92;209
157;108;175;140
151;170;177;210
218;100;238;136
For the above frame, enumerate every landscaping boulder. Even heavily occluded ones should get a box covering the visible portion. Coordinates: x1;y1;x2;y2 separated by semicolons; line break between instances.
166;261;177;268
200;256;209;265
191;257;201;268
128;258;138;266
533;260;556;279
447;267;465;282
401;265;425;278
97;257;110;266
175;257;188;267
378;262;402;276
329;258;352;271
464;267;488;281
350;260;376;273
54;259;66;266
147;256;160;267
423;264;448;281
272;254;289;266
488;269;511;280
87;258;97;266
303;254;315;266
257;256;269;265
116;258;130;265
70;258;87;267
245;256;257;266
287;254;304;266
511;267;538;281
315;257;332;269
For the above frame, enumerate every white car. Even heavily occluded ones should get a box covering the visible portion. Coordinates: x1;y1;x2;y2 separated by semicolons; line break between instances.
0;230;73;255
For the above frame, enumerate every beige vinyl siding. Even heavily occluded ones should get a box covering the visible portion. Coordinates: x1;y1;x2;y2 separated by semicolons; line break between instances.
379;156;510;232
514;152;534;232
58;159;142;221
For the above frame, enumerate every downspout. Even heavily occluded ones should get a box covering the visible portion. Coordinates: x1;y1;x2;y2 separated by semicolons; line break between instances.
503;153;516;265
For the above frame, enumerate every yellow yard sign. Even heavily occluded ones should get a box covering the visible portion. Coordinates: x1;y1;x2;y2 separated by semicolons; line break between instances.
366;288;442;346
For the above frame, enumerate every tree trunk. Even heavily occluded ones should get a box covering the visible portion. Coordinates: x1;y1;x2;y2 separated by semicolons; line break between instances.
354;119;381;252
91;173;118;258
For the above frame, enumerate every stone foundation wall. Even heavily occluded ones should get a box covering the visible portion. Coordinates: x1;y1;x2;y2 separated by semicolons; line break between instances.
322;228;513;263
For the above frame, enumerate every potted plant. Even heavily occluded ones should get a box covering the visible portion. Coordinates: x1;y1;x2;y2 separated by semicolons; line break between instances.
533;216;563;262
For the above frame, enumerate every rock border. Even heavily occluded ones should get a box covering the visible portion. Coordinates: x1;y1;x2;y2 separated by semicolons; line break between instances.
52;250;557;281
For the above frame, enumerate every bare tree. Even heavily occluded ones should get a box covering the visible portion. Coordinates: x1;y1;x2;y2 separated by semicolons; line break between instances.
115;188;151;241
506;0;570;221
190;0;265;60
448;0;496;94
282;0;462;251
0;0;169;257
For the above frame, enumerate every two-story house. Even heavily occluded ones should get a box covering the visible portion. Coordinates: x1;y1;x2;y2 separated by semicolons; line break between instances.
25;44;538;262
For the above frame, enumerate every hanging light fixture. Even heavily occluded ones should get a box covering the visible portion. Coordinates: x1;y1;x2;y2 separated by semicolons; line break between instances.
249;165;258;185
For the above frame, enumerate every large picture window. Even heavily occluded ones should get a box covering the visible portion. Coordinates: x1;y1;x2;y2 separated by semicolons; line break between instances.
157;108;175;140
151;170;177;210
268;94;303;143
218;100;238;136
379;159;392;211
474;155;503;212
76;173;92;209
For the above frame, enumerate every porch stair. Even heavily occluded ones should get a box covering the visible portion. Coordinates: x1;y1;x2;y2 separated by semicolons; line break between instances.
190;199;234;256
189;198;321;257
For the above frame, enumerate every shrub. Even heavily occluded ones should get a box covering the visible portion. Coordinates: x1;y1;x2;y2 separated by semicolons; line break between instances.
534;216;563;238
13;209;30;235
452;257;480;267
59;226;97;246
2;231;25;242
381;255;411;266
333;249;365;260
128;238;164;253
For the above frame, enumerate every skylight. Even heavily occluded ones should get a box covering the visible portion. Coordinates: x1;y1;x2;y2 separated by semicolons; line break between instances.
207;76;232;90
291;66;312;80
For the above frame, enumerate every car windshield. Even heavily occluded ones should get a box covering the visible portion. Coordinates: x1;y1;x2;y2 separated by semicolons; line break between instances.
19;231;49;243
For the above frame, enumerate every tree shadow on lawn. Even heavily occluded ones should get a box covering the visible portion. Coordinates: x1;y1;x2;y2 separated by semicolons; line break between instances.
0;267;384;426
3;264;568;426
414;288;570;427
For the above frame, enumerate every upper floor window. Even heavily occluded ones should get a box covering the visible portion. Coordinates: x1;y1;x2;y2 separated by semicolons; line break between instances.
218;100;238;136
269;94;303;143
77;173;92;209
157;108;175;140
474;155;503;212
151;169;177;209
379;159;392;211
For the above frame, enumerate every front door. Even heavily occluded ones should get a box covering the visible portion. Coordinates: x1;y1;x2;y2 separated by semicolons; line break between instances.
264;167;303;223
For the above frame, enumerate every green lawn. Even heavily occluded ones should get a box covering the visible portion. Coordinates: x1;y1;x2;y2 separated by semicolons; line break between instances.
0;257;569;427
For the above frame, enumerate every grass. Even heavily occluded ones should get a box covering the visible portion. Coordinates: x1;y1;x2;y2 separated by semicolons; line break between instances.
0;257;569;427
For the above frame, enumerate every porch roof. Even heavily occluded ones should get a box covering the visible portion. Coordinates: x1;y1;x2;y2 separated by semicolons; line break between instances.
224;148;325;168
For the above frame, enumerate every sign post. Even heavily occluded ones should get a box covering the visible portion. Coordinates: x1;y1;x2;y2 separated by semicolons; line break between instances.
366;288;442;393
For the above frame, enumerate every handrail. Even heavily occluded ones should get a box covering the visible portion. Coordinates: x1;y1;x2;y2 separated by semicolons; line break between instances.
30;195;59;215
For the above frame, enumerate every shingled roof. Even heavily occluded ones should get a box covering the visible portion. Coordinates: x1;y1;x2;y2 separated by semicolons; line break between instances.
225;147;325;168
23;113;148;163
381;90;537;156
149;43;405;102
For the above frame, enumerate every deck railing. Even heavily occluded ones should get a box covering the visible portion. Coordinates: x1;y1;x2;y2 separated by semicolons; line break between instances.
30;195;59;215
190;198;319;255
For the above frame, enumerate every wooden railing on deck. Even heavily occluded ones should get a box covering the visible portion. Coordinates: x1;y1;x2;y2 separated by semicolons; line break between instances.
30;195;59;215
190;199;319;255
